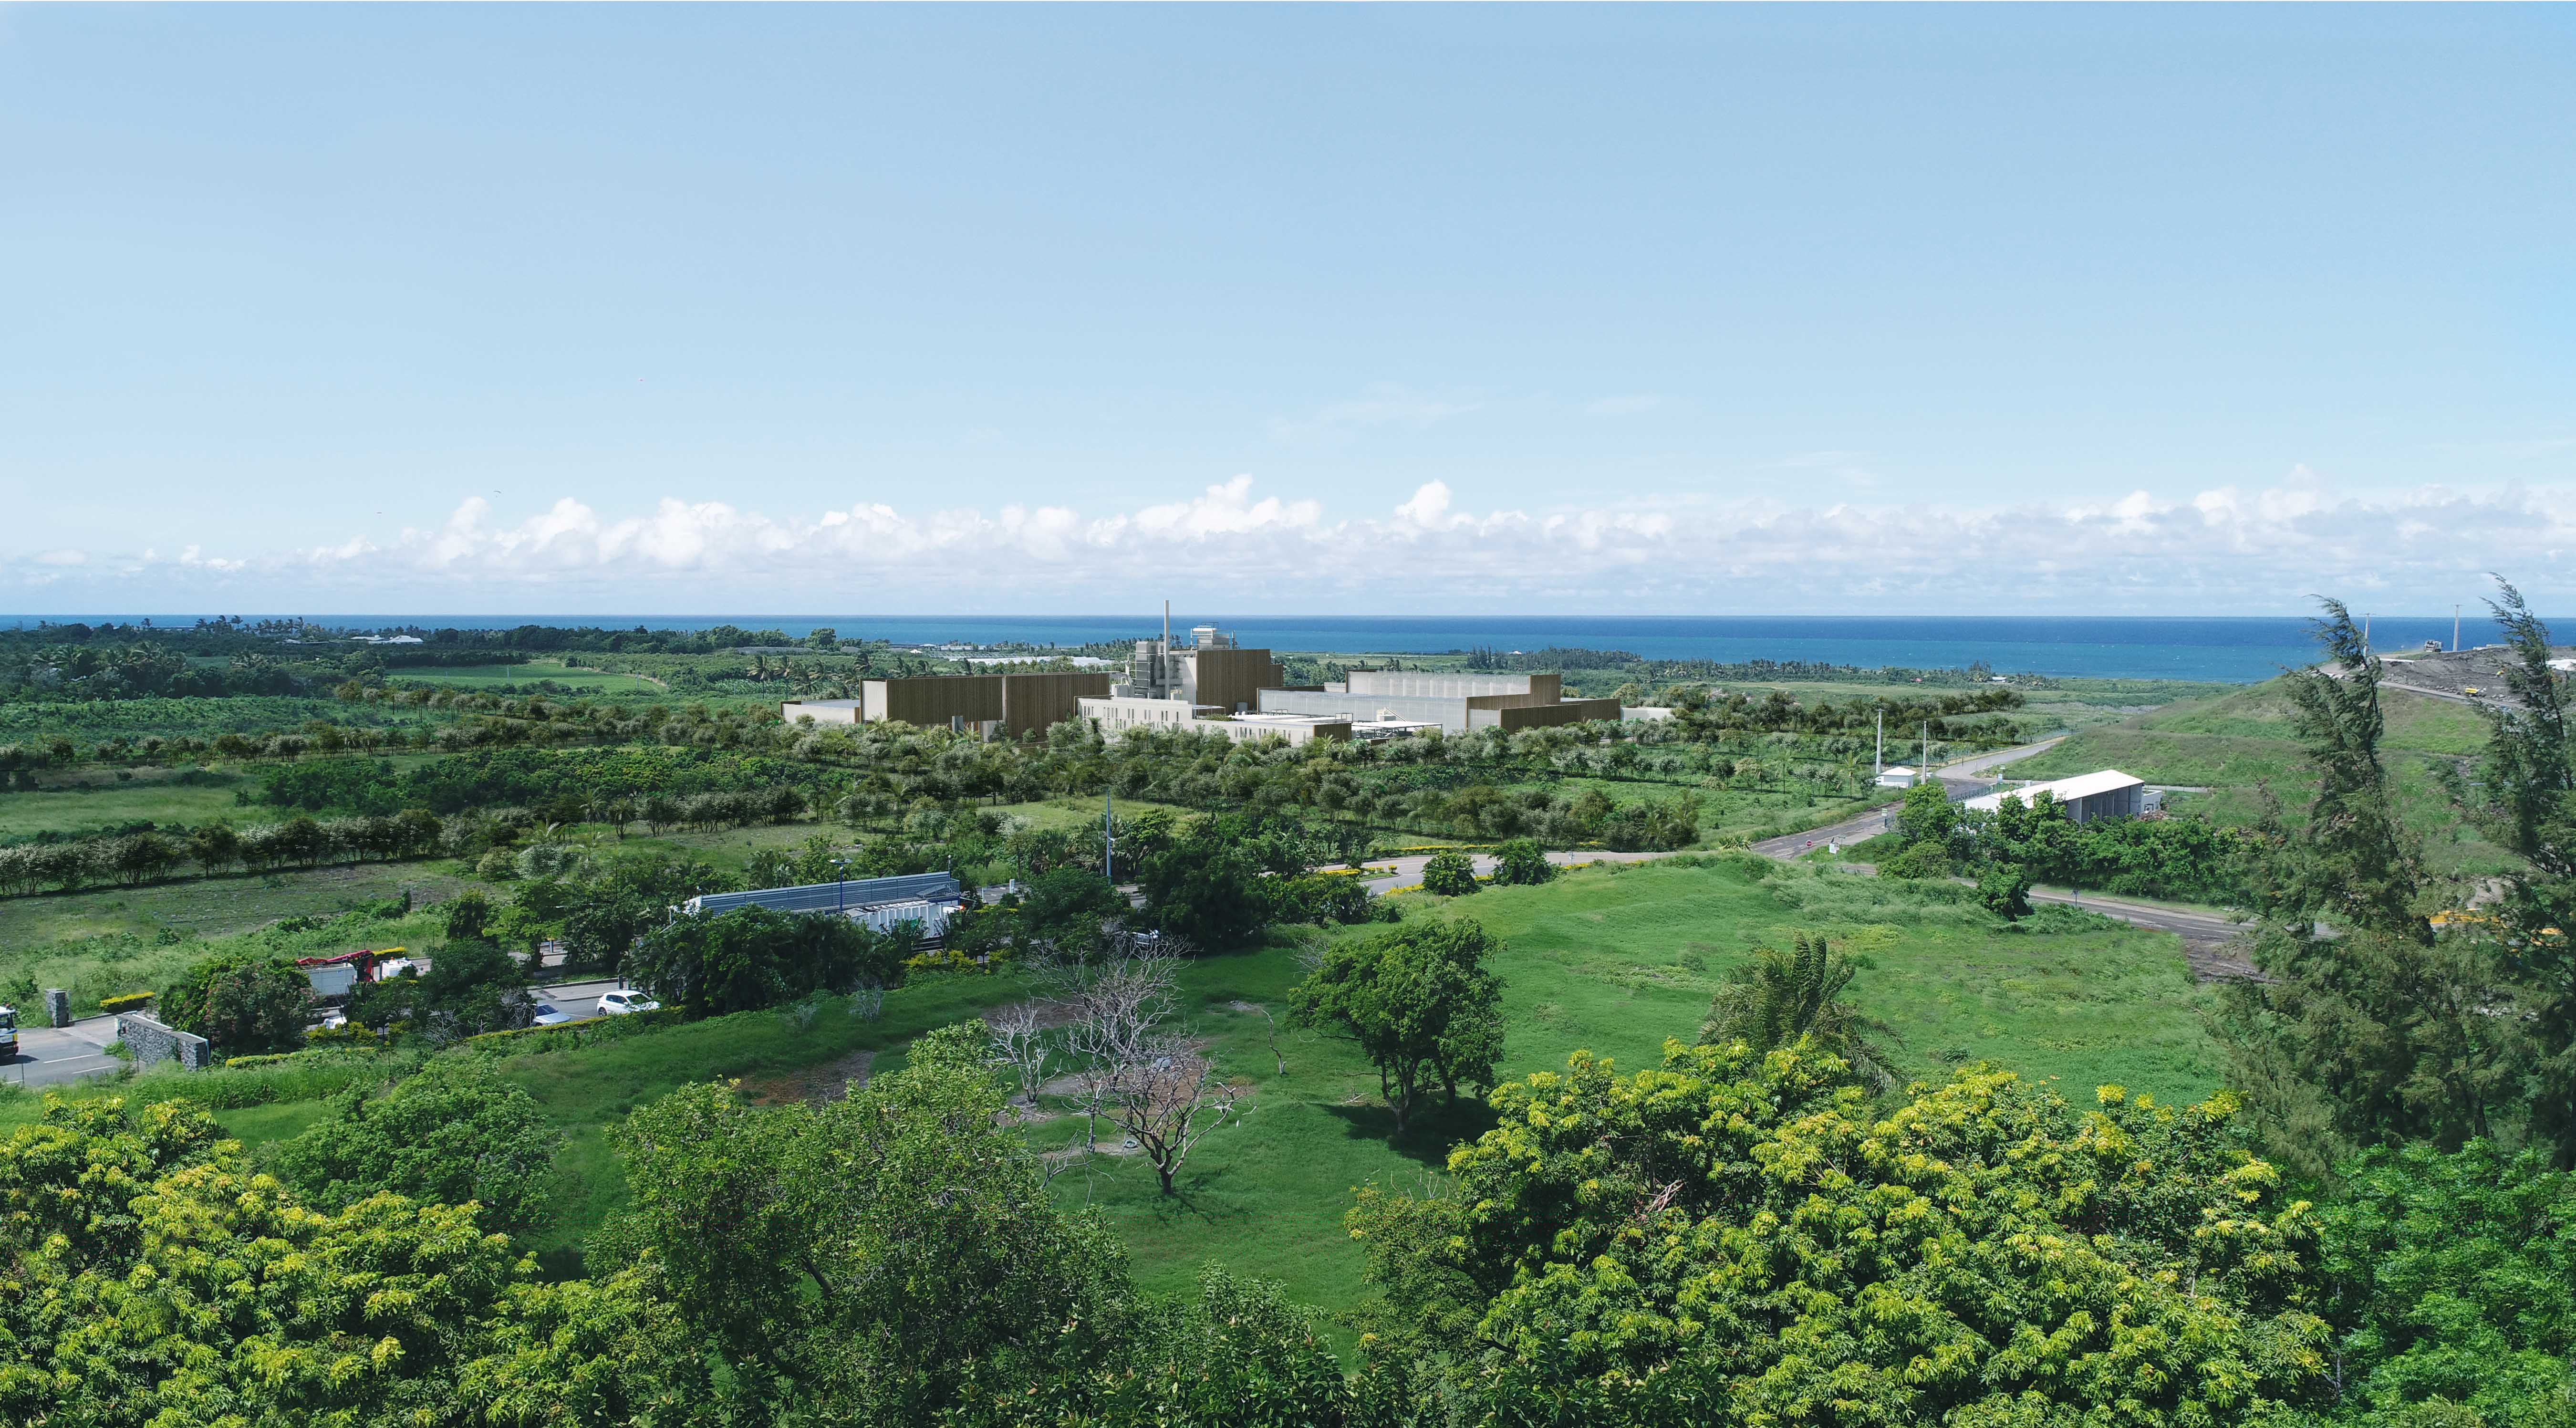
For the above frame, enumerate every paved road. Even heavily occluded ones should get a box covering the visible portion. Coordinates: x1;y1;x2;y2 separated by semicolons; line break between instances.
1937;734;2068;780
3;1016;124;1090
1750;807;1898;859
3;974;647;1089
2025;889;2259;980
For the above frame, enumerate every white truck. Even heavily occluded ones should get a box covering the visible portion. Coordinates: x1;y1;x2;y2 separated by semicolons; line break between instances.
0;1004;17;1059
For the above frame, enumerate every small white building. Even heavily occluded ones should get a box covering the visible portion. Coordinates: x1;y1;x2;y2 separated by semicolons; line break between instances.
780;699;864;725
1963;769;2147;824
1875;765;1922;789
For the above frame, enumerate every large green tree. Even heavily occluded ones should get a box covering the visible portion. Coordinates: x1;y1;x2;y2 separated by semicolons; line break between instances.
1349;1041;2332;1427
1288;918;1505;1137
602;1058;1132;1420
2316;1139;2576;1424
272;1063;561;1231
0;1096;703;1428
626;905;907;1018
156;952;310;1053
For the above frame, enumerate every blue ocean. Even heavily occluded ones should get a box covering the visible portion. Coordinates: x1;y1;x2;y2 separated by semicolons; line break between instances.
9;614;2532;684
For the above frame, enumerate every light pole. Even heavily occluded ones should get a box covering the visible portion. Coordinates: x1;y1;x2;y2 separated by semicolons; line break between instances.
832;858;850;913
1104;787;1115;884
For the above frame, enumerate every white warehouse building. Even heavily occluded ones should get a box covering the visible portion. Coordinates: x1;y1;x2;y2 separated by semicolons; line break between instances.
1963;769;2147;825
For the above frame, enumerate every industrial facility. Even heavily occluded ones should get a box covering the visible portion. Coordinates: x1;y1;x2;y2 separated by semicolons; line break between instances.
785;607;1620;745
1962;769;2148;824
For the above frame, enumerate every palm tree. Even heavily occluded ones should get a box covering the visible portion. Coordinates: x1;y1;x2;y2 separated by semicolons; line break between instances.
1699;932;1903;1090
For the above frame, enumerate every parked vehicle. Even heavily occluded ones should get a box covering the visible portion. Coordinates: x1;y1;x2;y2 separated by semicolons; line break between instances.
0;1004;16;1059
529;1000;573;1027
597;990;660;1016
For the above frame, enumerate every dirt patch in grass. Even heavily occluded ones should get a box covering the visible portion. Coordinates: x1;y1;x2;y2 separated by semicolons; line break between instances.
742;1048;875;1106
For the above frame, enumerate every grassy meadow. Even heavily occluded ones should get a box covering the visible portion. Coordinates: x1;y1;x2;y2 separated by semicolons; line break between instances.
0;854;2222;1323
2011;678;2511;877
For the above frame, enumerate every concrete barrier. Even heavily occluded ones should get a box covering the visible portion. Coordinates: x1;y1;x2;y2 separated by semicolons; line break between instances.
43;989;69;1028
116;1012;210;1071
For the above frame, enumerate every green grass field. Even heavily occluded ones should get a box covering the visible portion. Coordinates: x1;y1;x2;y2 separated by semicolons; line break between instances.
0;767;252;840
1049;855;2222;1314
3;855;2223;1324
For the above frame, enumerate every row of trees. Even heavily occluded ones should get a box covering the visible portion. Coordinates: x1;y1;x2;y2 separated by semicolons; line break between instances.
0;811;447;894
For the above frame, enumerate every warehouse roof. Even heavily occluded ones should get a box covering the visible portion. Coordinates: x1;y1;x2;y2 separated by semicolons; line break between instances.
681;871;962;917
1963;769;2143;813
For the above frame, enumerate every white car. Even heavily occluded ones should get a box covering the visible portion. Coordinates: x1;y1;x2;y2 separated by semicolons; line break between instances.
529;1000;573;1027
597;990;660;1016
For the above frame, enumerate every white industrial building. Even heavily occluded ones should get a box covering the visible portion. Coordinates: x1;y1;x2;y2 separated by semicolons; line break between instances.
1963;769;2147;824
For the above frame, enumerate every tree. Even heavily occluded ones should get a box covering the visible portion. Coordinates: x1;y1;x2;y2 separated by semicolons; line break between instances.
1018;865;1129;953
0;1096;674;1428
1419;849;1479;896
1977;859;2034;919
603;1060;1132;1419
443;887;493;941
2450;577;2576;1166
272;1063;561;1230
1896;777;1959;850
1348;1044;2331;1425
2317;1139;2576;1423
2221;598;2528;1178
1697;931;1902;1091
1487;839;1557;886
1139;826;1267;949
627;905;907;1018
157;952;310;1053
1288;919;1505;1137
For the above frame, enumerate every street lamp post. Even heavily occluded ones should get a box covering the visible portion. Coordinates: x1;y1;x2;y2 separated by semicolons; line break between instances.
833;858;850;913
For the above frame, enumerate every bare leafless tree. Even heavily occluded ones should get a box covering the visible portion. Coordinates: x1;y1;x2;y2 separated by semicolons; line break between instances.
1099;1032;1238;1196
987;1001;1051;1105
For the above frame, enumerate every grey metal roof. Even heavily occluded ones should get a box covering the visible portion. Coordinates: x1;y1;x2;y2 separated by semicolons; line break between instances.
683;872;962;917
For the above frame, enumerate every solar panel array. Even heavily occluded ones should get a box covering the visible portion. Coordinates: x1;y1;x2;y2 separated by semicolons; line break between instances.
684;871;962;917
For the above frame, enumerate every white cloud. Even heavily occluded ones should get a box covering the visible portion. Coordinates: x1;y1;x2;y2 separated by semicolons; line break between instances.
1584;394;1661;417
14;471;2576;614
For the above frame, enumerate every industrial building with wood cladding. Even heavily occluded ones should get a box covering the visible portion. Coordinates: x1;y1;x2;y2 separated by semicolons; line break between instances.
785;607;1624;745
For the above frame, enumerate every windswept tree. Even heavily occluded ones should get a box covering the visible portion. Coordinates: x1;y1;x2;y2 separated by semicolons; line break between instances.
2222;597;2530;1178
2449;577;2576;1165
1698;932;1902;1091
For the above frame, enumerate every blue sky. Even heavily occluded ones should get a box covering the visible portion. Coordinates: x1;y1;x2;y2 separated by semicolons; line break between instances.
4;6;2572;615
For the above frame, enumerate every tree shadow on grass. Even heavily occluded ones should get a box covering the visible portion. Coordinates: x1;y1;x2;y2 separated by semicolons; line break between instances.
1320;1095;1500;1168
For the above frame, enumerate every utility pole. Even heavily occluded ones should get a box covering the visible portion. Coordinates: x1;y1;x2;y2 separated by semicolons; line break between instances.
1874;711;1884;780
2363;613;2371;653
1920;721;1930;783
1104;787;1115;884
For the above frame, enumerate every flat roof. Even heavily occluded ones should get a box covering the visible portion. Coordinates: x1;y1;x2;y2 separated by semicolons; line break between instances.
783;699;863;709
1964;769;2143;812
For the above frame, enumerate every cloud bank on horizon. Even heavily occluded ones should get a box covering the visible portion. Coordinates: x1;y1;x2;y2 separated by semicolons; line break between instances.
9;471;2570;616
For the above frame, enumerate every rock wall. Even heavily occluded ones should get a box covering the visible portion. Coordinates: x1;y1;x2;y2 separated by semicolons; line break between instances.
117;1012;210;1071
